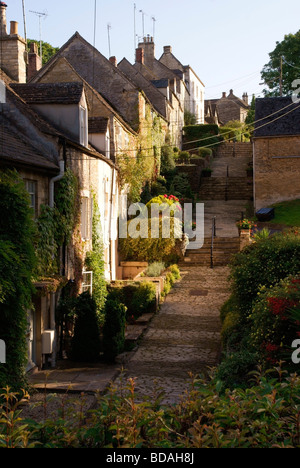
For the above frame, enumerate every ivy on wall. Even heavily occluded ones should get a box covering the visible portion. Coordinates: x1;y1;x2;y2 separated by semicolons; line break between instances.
85;194;107;324
35;169;78;279
0;170;36;390
117;104;167;204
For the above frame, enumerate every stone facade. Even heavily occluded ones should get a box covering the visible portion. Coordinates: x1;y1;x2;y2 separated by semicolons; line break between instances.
254;97;300;210
254;136;300;210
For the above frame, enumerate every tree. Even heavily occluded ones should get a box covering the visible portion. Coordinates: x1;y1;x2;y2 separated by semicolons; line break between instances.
27;39;59;65
261;31;300;96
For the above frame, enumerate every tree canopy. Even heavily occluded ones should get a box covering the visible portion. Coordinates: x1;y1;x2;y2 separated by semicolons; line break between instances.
261;31;300;97
27;39;59;65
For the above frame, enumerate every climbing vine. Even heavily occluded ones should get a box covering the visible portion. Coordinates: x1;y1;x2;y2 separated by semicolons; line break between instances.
85;193;107;323
117;103;167;204
0;170;36;390
35;169;78;278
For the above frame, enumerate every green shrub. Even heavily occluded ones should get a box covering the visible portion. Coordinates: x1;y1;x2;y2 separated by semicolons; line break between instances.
198;147;213;158
169;264;181;280
179;151;191;164
249;276;300;370
0;171;36;390
119;217;181;264
183;124;221;151
103;299;127;362
216;350;259;389
160;146;176;174
230;230;300;319
71;292;102;362
131;282;157;317
146;262;165;277
9;368;300;448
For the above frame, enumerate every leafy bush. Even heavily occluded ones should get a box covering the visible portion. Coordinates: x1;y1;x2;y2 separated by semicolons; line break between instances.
70;292;101;362
160;146;176;174
145;262;165;277
131;282;157;317
169;264;181;280
103;299;127;362
0;171;36;390
249;276;300;369
4;368;300;448
183;124;221;151
198;147;213;158
219;230;300;386
179;151;191;164
85;194;107;321
230;230;300;319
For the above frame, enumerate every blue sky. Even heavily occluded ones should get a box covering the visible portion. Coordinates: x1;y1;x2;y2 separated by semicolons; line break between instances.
6;0;300;100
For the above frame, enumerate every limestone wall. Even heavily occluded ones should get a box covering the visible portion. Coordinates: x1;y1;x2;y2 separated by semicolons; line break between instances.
254;135;300;210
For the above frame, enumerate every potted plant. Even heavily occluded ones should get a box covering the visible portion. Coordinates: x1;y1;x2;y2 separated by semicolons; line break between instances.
202;167;213;178
236;218;257;234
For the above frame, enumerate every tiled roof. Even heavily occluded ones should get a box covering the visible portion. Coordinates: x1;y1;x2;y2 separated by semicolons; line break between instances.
0;116;59;171
254;97;300;137
11;82;84;105
88;117;109;134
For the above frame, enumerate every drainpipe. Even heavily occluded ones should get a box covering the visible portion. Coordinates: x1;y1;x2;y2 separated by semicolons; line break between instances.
109;168;115;281
49;159;65;368
50;159;65;208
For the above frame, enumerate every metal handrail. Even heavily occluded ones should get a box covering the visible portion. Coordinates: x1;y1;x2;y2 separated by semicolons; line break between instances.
225;165;229;201
211;217;216;269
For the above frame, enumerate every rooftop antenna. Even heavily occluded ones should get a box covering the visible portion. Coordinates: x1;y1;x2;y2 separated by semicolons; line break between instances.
22;0;27;44
134;3;137;58
151;16;156;40
139;9;145;38
29;10;48;60
107;23;112;57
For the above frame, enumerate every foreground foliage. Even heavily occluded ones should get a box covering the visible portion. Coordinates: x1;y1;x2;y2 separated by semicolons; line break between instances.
1;367;300;448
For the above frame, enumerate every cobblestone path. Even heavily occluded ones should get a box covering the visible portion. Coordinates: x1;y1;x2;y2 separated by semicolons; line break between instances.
122;266;231;405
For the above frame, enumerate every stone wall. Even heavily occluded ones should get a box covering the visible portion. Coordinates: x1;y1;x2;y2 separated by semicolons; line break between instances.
254;135;300;210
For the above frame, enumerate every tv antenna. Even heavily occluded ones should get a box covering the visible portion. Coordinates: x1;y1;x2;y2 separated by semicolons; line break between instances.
139;10;145;38
152;16;156;40
29;10;48;60
107;23;112;58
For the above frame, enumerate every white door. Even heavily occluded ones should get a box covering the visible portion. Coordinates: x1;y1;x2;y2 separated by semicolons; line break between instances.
26;310;36;372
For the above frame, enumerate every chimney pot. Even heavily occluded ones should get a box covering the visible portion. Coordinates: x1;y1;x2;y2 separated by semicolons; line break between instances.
10;21;18;35
0;1;7;36
109;56;117;67
222;92;226;98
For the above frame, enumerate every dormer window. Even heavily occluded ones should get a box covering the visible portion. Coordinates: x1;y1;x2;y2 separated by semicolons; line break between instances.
80;105;88;147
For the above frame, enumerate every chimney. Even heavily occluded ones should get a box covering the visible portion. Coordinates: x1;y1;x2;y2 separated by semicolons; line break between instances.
222;92;227;98
10;20;18;35
28;42;42;81
0;2;7;36
164;45;172;54
242;92;249;106
109;56;117;67
138;35;155;69
135;47;144;65
0;2;26;82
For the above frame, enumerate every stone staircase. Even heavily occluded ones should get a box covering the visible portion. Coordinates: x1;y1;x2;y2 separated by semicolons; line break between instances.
199;176;253;200
181;237;240;267
199;142;253;201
